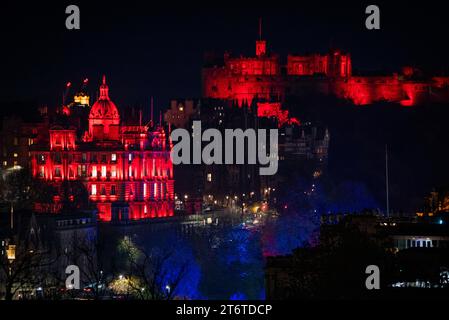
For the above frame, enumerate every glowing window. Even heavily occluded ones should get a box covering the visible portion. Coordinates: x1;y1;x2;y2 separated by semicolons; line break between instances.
92;166;97;178
111;166;117;178
128;153;132;162
101;166;106;177
143;183;147;197
129;166;133;177
111;153;117;161
154;183;157;198
91;185;97;195
207;173;212;182
2;161;6;167
13;153;18;158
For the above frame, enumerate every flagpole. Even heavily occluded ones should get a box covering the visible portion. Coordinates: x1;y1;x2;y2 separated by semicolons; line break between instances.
385;144;390;217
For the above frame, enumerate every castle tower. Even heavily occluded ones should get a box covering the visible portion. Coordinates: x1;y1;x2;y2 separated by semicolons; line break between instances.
256;18;266;57
88;75;120;141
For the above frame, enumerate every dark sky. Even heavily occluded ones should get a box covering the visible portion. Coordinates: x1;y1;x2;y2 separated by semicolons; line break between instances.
2;1;449;117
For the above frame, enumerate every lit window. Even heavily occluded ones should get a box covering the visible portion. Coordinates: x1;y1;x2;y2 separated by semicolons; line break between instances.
111;153;117;161
2;161;6;167
39;166;44;177
101;166;106;177
207;173;212;182
91;185;97;195
154;183;157;198
92;166;97;178
111;166;117;178
128;154;132;162
129;166;132;177
13;153;18;158
143;183;147;197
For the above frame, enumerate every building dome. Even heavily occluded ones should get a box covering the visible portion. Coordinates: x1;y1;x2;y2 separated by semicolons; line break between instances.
89;75;119;120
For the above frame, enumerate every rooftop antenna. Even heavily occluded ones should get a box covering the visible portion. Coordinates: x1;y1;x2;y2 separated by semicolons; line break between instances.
139;109;142;127
150;96;154;126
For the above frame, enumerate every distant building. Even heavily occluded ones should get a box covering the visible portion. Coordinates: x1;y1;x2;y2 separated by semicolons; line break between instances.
30;76;175;222
0;113;48;170
165;98;329;207
266;213;449;299
164;99;199;129
203;36;449;106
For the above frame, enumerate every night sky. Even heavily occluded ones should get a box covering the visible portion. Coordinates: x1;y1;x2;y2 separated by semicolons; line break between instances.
2;1;449;115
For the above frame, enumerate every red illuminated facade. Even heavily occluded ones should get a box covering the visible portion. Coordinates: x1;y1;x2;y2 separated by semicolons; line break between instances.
30;76;174;222
203;39;449;107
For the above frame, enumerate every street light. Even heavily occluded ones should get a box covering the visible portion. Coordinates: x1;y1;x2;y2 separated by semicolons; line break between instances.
165;285;171;296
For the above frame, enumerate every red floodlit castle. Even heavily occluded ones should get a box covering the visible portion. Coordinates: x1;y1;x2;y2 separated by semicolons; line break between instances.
203;37;449;107
30;76;174;222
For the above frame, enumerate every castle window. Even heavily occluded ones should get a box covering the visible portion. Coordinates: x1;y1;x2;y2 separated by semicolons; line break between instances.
101;166;107;178
111;185;116;195
111;166;117;178
39;166;44;177
101;154;107;163
128;153;133;162
91;184;97;195
55;167;61;177
82;153;87;162
129;166;133;177
111;153;117;162
101;185;106;196
92;166;97;178
207;173;212;182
